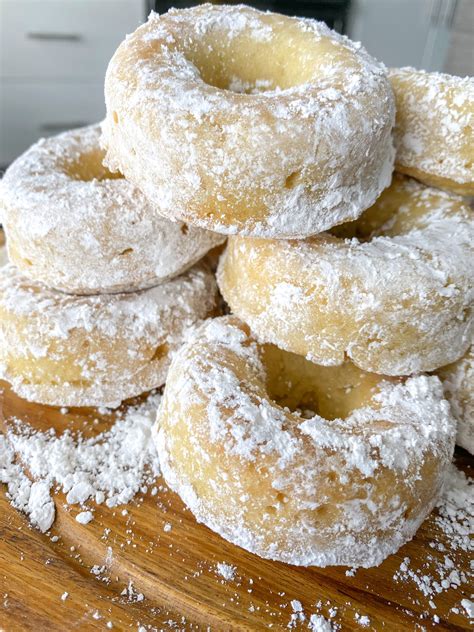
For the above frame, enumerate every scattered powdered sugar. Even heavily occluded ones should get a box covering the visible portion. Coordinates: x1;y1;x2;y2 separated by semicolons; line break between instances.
308;614;334;631
216;562;237;581
287;600;334;630
121;580;144;603
393;463;473;607
1;392;162;531
461;599;474;618
76;510;94;525
1;389;472;625
434;464;473;552
0;434;55;532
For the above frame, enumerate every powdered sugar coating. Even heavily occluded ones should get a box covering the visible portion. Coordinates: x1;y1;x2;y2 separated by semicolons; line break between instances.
218;176;474;375
155;316;455;568
0;124;224;295
0;434;55;532
0;262;218;407
102;4;395;238
390;67;474;195
437;345;474;455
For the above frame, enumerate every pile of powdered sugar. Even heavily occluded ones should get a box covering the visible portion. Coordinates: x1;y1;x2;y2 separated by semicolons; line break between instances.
0;434;54;532
0;392;161;532
392;462;473;619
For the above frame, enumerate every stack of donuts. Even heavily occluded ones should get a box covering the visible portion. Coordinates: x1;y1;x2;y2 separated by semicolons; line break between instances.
0;125;223;407
1;4;473;568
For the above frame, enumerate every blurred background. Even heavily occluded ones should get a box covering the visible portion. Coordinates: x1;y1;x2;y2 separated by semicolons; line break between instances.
0;0;472;168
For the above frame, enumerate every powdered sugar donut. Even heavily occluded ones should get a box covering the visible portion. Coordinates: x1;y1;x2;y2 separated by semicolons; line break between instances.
390;68;474;195
0;125;224;295
0;262;217;407
155;316;455;568
102;4;395;238
437;345;474;455
218;175;474;375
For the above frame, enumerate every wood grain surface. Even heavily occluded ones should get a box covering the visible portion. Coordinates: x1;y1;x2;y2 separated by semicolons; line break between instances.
0;382;472;631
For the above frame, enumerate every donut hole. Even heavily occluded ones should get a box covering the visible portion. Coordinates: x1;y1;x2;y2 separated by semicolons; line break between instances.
261;345;381;421
64;149;123;182
180;18;334;93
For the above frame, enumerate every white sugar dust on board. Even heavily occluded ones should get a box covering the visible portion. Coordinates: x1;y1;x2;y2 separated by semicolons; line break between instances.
216;562;237;582
392;463;473;620
0;392;162;532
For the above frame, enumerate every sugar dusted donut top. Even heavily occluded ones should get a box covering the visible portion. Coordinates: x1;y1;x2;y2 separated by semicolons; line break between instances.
0;125;224;294
102;4;395;238
390;67;474;193
156;317;455;568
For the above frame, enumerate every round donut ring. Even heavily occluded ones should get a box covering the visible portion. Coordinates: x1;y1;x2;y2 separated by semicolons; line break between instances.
0;125;224;295
154;316;455;568
437;344;474;455
0;262;218;407
390;67;474;195
217;175;474;376
102;4;395;238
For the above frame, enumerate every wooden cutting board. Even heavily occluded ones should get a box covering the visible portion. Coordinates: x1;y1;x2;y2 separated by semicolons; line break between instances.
0;381;472;631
